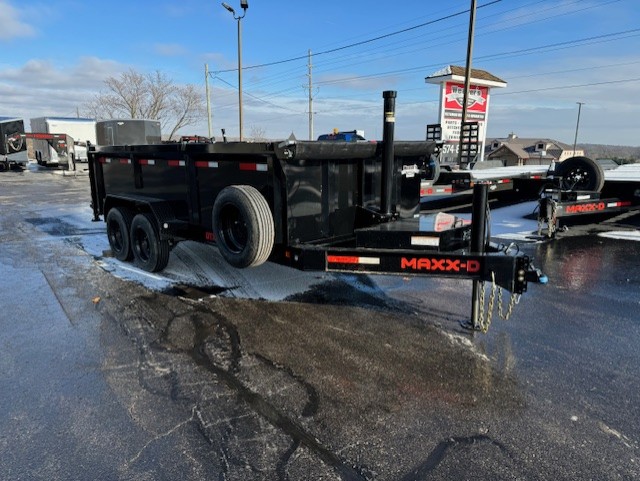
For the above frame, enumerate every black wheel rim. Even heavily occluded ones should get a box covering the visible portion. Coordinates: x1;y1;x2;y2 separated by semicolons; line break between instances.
133;228;152;262
108;220;125;253
562;167;591;190
219;203;247;254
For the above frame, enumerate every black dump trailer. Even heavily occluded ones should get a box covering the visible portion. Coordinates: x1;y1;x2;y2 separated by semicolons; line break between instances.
88;92;545;299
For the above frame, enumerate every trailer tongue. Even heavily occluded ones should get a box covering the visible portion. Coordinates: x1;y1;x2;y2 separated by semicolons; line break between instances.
88;91;546;330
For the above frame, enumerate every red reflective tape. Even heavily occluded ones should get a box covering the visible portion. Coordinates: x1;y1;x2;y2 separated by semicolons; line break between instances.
327;255;380;265
139;159;155;166
239;163;267;171
609;201;632;208
421;186;453;196
328;255;359;265
195;160;219;168
119;158;130;164
98;157;107;164
168;160;185;167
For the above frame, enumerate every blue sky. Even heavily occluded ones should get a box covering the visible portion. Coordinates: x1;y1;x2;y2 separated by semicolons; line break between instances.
1;0;639;145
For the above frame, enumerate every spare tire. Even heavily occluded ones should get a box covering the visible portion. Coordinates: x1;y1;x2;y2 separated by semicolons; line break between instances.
555;156;605;192
212;185;274;268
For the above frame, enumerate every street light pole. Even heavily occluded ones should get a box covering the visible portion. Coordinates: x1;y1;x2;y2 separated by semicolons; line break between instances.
222;1;248;141
573;101;585;155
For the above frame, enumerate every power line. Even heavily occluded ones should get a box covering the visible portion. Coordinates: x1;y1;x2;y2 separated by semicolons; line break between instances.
237;0;627;95
212;0;503;74
493;77;640;96
310;28;640;87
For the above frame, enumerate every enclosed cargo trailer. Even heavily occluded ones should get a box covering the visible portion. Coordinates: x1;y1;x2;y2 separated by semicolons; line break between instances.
30;117;96;166
96;119;161;146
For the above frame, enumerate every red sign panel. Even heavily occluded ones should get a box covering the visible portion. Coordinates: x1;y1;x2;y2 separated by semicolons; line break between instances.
444;82;488;114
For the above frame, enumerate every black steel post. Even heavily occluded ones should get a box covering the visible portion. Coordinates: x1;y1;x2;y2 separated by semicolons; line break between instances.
469;183;489;328
470;183;488;253
381;90;396;215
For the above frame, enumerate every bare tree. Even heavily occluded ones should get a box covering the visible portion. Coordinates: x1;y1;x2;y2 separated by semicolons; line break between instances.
249;125;267;142
84;68;205;140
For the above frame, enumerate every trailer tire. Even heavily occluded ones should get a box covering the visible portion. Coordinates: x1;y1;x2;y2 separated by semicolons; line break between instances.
556;156;605;192
106;207;135;261
130;213;170;272
212;185;274;268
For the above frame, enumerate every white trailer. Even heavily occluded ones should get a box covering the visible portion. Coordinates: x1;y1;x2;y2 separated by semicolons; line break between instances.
30;117;96;166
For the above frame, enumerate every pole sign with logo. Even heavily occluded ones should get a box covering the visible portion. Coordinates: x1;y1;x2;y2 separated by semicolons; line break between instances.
425;66;506;165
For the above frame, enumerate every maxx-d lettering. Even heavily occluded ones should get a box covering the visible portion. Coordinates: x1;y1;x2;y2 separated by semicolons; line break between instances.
400;257;481;273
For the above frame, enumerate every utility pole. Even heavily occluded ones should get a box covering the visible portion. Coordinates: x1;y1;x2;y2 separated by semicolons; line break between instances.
205;64;212;138
573;101;585;155
307;50;313;140
457;0;477;166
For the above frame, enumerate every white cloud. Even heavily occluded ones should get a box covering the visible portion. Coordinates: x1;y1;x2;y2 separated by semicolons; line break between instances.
0;1;36;40
0;56;125;121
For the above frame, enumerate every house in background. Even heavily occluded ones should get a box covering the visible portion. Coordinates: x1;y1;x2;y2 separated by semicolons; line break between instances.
485;133;584;166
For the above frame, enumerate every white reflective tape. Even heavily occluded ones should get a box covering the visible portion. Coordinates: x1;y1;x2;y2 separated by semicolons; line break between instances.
358;257;380;265
411;236;440;247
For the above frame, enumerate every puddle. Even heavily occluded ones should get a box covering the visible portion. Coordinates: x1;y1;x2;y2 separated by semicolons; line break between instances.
25;217;104;237
163;284;230;300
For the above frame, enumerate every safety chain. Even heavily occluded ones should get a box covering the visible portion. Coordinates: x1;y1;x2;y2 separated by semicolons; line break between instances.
477;272;522;334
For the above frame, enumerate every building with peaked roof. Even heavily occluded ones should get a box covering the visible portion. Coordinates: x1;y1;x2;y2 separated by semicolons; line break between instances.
485;133;584;166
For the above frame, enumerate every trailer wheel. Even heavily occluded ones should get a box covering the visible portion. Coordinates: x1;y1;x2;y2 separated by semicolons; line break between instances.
106;207;135;261
130;213;170;272
556;156;605;192
212;185;274;268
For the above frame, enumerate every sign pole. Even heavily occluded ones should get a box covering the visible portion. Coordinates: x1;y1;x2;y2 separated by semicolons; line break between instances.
457;0;477;166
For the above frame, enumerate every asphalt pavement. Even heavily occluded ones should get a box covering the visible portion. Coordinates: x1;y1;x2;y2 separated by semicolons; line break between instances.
1;166;639;480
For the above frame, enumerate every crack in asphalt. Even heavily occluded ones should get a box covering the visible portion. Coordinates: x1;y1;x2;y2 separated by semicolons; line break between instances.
186;305;370;481
399;434;515;481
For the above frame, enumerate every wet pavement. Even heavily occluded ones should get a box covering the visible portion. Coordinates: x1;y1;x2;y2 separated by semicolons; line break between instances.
1;166;639;480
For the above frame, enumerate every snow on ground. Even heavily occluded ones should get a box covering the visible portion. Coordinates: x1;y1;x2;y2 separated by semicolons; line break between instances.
49;184;635;305
72;200;546;303
598;230;640;242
